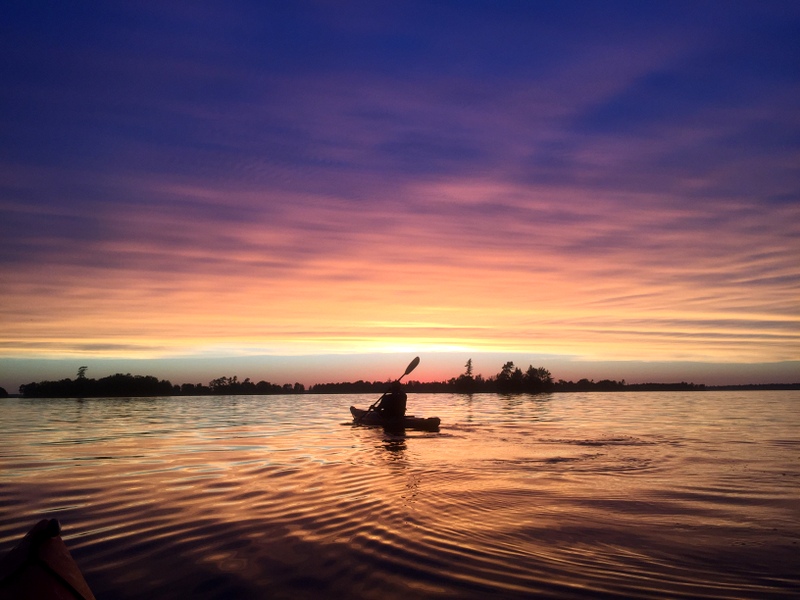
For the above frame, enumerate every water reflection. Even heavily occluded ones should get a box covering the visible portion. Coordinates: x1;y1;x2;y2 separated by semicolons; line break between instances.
381;436;407;457
0;392;798;599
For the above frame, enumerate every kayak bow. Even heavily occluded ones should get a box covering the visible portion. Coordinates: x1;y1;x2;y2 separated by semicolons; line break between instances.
0;519;96;600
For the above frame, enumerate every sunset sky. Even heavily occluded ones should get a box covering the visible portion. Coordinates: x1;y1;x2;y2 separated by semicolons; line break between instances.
2;2;799;392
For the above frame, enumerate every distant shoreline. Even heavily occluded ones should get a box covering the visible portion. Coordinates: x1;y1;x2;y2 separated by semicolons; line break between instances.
4;373;799;399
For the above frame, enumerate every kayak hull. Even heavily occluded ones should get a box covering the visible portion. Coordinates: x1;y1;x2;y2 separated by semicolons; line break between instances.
0;519;96;600
351;406;440;432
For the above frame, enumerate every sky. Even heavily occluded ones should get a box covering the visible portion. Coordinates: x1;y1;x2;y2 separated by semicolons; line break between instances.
1;1;799;392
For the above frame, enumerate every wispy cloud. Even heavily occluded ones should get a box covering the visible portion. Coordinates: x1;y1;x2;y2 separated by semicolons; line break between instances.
1;2;798;386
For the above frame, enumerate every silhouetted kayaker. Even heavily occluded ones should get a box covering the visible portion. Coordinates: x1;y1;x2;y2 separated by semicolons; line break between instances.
375;380;407;418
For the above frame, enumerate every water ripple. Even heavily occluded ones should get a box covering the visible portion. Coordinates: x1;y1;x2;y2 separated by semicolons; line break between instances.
1;392;799;599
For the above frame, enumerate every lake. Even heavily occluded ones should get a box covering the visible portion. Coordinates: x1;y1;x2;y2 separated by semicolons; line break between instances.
1;391;798;599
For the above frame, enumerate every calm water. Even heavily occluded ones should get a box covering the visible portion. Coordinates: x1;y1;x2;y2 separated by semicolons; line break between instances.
1;391;798;599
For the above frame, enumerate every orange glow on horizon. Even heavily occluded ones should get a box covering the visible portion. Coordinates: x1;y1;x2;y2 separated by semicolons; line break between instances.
2;179;799;383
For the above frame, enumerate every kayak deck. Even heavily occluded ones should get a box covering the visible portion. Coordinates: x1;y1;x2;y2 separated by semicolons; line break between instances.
351;406;440;432
0;519;96;600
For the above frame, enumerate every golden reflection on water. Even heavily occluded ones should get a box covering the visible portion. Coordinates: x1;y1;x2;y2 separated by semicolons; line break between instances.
1;392;799;599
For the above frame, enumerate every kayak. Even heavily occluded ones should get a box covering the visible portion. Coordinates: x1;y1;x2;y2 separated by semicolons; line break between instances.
0;519;96;600
350;406;441;432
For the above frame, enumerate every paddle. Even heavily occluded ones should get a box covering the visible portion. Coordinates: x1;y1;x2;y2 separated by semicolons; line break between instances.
356;356;420;423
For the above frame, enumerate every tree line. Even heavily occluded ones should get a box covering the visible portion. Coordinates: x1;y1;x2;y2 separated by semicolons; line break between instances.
436;359;710;393
307;360;558;394
16;361;555;398
312;360;705;394
16;360;796;399
434;359;557;394
18;368;306;398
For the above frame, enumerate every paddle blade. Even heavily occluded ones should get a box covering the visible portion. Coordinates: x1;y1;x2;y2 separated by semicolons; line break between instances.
404;356;421;376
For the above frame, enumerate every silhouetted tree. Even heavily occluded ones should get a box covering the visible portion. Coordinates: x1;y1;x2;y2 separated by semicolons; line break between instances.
510;366;524;390
497;361;527;393
454;358;477;393
524;366;554;393
256;380;284;394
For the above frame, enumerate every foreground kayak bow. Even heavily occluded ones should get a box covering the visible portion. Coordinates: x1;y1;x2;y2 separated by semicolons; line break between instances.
0;519;96;600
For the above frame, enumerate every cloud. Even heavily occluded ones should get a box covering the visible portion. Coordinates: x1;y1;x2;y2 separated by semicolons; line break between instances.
1;2;798;380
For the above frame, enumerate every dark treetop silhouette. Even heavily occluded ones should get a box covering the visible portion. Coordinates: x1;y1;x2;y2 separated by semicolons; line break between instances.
14;361;796;398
